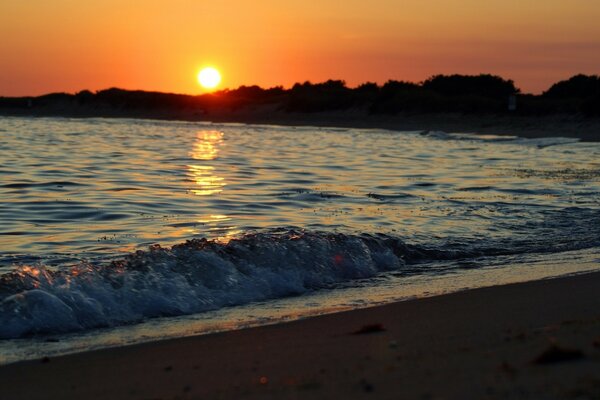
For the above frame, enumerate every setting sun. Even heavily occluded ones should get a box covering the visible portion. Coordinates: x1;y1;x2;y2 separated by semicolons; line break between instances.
197;67;221;90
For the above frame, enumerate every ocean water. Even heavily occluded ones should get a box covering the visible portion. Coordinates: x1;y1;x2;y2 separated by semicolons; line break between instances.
1;116;600;362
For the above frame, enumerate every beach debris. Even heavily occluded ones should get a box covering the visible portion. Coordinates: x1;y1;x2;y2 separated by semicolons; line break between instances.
388;340;398;348
164;365;173;371
259;376;269;385
533;344;584;364
40;356;50;363
352;323;386;335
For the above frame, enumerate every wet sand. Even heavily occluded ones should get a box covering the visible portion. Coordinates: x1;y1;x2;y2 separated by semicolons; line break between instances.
2;271;600;400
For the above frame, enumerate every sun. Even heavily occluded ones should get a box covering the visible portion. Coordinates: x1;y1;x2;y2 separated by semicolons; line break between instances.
197;67;221;90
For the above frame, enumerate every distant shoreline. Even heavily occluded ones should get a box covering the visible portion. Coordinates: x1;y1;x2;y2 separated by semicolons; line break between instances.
3;75;600;141
2;108;600;142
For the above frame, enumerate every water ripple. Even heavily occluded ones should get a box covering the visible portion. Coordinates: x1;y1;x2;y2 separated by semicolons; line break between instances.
0;116;599;271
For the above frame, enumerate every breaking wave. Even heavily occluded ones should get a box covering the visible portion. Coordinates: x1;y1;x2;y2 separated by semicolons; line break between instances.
2;225;600;339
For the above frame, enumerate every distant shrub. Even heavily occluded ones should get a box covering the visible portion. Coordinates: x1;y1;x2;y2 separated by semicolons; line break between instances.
4;73;600;117
422;74;519;98
369;78;509;114
37;92;73;103
354;82;380;105
76;90;94;105
581;95;600;116
94;88;196;110
286;80;354;112
0;97;32;108
370;80;435;114
543;74;600;99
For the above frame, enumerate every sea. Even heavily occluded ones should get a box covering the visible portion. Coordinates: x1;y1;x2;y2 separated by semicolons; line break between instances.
1;116;599;364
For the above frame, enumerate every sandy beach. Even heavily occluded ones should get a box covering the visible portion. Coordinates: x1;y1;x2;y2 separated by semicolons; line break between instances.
2;271;599;400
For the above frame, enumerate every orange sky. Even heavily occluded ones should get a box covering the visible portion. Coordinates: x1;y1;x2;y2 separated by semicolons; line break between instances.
1;0;599;96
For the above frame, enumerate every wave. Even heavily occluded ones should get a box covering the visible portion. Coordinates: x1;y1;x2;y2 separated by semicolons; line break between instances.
1;225;599;339
419;130;580;148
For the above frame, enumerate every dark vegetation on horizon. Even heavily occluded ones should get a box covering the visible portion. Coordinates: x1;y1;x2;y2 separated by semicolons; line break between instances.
1;74;599;117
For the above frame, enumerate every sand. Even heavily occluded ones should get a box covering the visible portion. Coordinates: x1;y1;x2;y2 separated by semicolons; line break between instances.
1;271;600;400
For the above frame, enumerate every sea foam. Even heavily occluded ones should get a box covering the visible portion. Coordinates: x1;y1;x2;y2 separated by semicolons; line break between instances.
0;232;406;338
3;222;600;339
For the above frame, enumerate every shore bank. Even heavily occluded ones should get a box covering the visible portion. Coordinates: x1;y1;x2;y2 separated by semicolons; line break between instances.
2;271;600;400
206;111;600;142
2;109;600;141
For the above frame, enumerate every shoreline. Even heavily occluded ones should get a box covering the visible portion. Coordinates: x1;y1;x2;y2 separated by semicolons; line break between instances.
2;271;600;399
2;110;600;141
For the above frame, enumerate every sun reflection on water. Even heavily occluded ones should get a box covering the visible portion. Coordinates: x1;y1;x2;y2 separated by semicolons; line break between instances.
186;130;239;242
188;130;226;196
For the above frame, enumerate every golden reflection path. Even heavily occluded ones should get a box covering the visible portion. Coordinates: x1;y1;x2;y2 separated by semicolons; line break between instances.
187;130;240;242
188;130;225;196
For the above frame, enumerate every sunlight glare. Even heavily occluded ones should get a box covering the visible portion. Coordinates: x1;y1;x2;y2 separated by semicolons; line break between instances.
197;67;221;90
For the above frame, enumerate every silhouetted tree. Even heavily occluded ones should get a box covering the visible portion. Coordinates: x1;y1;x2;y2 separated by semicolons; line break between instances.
4;74;600;117
76;90;94;105
356;82;379;94
543;74;600;99
287;80;354;112
370;80;442;114
422;74;519;98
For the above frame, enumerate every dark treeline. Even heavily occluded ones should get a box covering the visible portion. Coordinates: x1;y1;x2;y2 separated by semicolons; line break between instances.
1;74;600;117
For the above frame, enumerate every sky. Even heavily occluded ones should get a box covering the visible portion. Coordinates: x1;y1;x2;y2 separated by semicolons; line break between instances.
1;0;599;96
